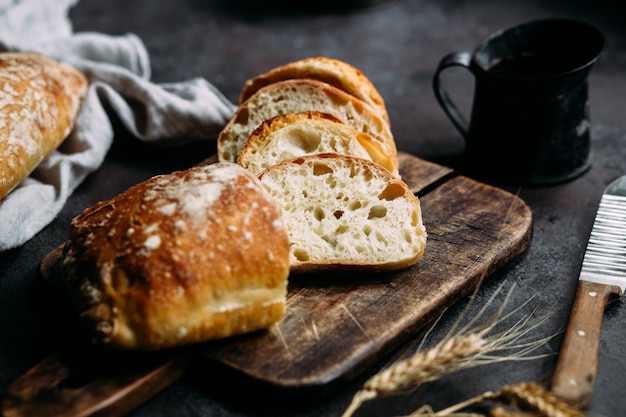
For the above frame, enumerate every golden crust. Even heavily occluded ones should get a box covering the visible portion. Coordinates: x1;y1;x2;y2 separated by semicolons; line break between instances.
218;79;397;170
61;163;291;350
238;111;398;175
0;52;88;199
239;56;390;124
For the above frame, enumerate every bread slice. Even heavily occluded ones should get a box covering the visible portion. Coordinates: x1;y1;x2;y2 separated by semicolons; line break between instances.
237;111;398;176
61;162;291;350
0;52;87;199
238;56;390;124
217;79;397;169
258;153;427;273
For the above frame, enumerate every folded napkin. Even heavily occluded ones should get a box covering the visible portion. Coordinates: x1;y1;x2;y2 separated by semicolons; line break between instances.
0;0;237;251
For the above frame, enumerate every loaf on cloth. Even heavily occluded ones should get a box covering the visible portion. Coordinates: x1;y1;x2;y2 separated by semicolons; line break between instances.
0;52;87;200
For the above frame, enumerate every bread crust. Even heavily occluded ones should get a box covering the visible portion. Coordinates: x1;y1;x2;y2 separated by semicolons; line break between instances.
239;57;390;124
237;111;397;175
218;79;397;170
0;52;87;199
61;163;291;350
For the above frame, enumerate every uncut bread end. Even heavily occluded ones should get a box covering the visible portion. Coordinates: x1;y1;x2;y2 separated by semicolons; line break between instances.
258;153;427;273
217;79;397;171
61;163;291;350
237;111;398;176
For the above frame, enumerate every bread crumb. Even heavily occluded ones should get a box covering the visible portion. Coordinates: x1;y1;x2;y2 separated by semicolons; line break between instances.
272;219;284;231
157;202;177;216
144;223;159;234
143;235;161;251
79;280;101;304
174;220;187;232
177;327;188;338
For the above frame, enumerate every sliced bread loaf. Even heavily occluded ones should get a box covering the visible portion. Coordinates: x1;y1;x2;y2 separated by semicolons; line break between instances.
258;153;427;273
238;56;390;124
237;111;397;176
217;79;397;168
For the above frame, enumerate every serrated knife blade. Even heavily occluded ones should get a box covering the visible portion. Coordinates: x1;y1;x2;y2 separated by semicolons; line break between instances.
550;175;626;407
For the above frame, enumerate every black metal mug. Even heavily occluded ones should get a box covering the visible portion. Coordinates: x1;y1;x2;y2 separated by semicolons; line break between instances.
433;19;606;185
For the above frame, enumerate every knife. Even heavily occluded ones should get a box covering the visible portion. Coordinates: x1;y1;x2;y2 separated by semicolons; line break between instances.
551;175;626;407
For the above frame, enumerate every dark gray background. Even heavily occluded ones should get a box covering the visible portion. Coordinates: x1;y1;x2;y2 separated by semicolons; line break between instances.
2;0;625;416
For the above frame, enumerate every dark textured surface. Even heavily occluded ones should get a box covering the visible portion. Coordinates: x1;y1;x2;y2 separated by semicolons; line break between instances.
1;0;625;416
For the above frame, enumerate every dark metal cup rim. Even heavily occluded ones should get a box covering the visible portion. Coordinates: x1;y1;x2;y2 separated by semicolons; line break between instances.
472;18;606;80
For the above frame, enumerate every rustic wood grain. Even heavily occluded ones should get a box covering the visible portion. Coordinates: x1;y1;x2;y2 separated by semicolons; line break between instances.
3;153;532;416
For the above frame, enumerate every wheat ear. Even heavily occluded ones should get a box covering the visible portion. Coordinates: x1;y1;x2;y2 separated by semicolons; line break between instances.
367;330;487;395
488;407;540;417
342;284;557;417
434;382;587;417
491;382;587;417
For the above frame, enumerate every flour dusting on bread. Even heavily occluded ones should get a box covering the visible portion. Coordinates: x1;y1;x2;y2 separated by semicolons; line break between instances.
143;166;236;225
0;52;87;199
62;163;291;350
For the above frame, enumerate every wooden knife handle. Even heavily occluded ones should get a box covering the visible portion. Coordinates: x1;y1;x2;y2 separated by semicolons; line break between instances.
550;280;621;408
1;349;188;417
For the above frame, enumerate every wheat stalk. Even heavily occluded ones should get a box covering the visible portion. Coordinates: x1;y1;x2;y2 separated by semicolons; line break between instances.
491;382;587;417
341;283;558;417
404;404;484;417
341;331;489;416
364;330;488;395
430;382;587;417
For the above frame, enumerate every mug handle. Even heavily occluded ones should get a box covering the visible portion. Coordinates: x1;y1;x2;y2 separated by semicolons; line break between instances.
432;51;473;138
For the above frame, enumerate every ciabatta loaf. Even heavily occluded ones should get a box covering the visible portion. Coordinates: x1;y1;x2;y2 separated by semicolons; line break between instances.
217;79;397;171
0;52;87;200
61;163;290;350
237;111;397;176
239;56;390;124
258;153;427;273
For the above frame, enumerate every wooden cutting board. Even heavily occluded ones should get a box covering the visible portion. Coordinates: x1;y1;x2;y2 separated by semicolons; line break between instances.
2;152;533;416
195;152;533;394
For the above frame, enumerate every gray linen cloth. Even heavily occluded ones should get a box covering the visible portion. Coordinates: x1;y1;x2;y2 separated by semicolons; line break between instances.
0;0;237;251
